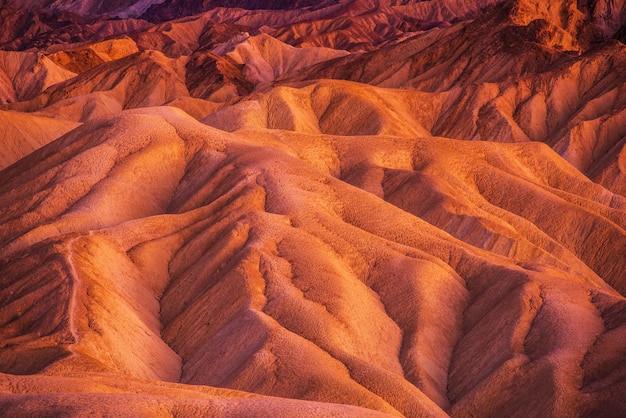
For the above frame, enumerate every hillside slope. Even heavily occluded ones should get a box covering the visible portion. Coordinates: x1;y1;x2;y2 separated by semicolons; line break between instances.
0;0;625;416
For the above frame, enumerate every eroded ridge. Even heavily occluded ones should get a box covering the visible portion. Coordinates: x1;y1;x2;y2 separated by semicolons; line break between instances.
1;0;625;416
0;107;624;416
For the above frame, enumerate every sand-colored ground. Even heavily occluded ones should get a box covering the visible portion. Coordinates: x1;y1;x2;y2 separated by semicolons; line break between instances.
0;0;625;416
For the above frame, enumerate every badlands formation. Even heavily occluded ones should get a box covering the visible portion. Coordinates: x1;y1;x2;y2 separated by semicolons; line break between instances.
1;0;626;416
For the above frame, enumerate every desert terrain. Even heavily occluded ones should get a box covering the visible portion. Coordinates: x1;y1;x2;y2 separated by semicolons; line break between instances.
0;0;625;416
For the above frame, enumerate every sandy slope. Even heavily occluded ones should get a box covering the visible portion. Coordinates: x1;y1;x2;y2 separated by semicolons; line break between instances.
0;0;625;416
1;50;189;121
1;107;625;416
0;50;76;102
0;374;393;417
0;110;79;169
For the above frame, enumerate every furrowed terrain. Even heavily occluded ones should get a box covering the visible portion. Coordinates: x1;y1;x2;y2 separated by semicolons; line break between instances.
0;0;625;416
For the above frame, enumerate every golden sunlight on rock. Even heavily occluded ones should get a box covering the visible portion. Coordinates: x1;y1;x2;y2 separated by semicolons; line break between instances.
0;0;625;416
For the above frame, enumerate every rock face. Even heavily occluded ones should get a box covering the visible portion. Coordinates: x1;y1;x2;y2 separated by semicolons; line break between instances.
0;0;625;417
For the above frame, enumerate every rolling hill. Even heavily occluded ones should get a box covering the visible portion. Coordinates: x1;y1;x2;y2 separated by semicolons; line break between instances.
0;0;625;416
